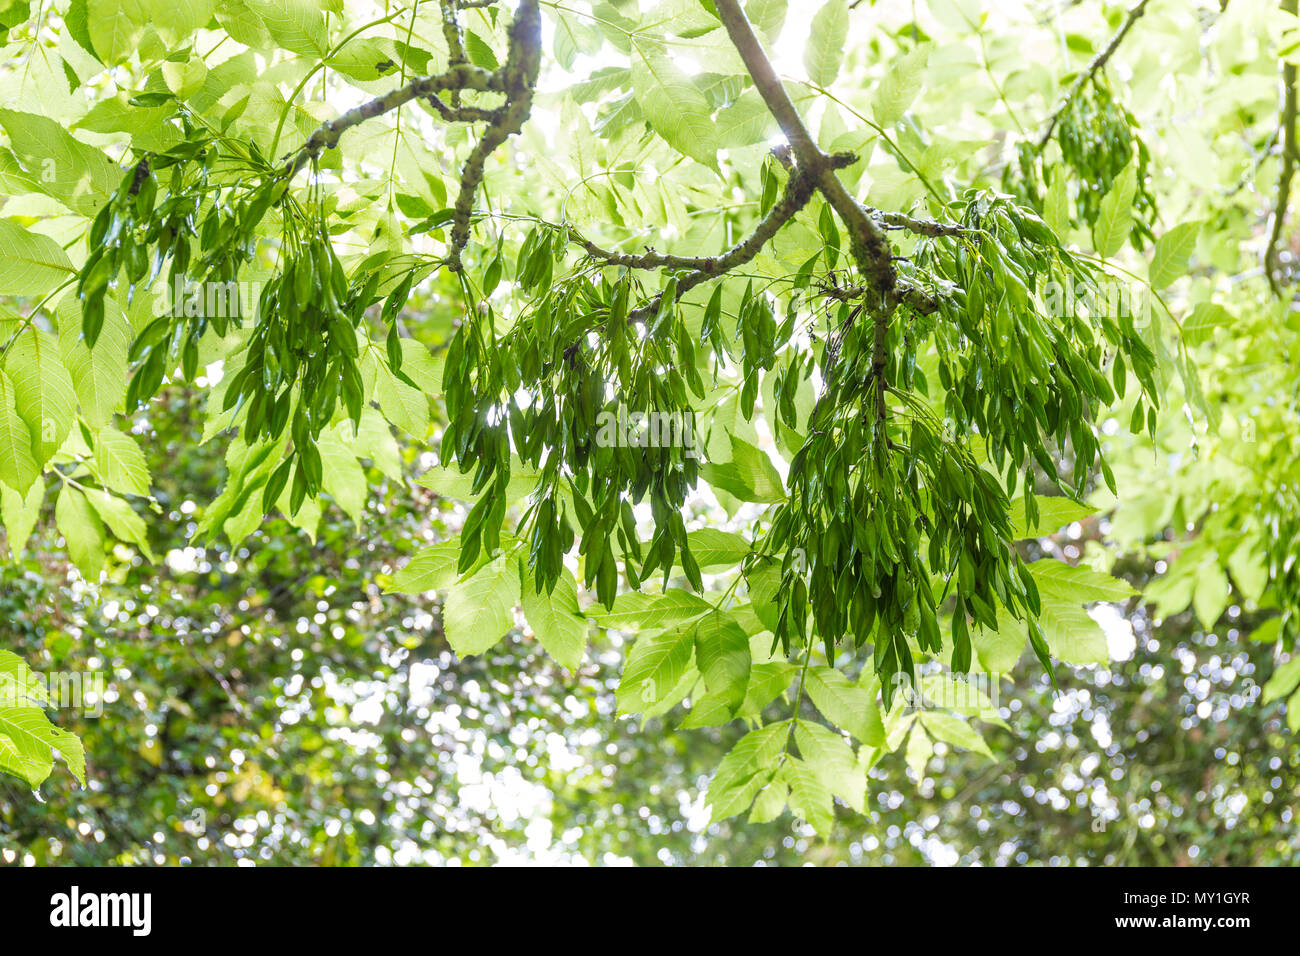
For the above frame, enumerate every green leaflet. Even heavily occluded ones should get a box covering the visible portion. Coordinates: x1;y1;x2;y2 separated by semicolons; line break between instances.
1009;496;1098;540
920;711;993;760
417;458;539;504
520;565;589;671
347;409;404;481
392;338;443;395
1263;657;1300;706
1092;161;1136;257
0;478;43;557
803;0;848;87
1043;173;1070;239
242;0;327;57
0;689;86;789
747;0;789;41
630;45;718;167
795;721;864;814
92;425;151;497
315;431;367;524
680;529;751;570
780;754;834;835
1148;221;1200;290
617;627;695;714
374;362;430;437
0;370;39;495
587;590;713;631
714;89;775;148
1030;560;1137;605
57;293;128;427
1181;302;1231;348
1191;560;1231;629
386;541;463;594
84;487;155;561
705;721;788;822
699;435;785;503
440;554;521;657
691;609;750;713
4;327;76;468
84;0;150;64
0;219;76;297
872;44;930;126
985;560;1137;668
0;108;120;214
805;666;883;746
904;722;932;778
740;660;797;715
55;484;105;580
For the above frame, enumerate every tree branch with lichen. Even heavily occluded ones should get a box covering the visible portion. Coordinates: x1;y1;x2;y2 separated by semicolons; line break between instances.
868;208;974;238
713;0;899;303
623;168;819;324
281;0;542;274
713;0;907;425
577;153;856;275
447;0;541;270
281;62;500;179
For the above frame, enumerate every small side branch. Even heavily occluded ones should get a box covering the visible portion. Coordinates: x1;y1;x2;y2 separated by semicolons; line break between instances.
280;0;542;272
1267;0;1300;298
1035;0;1153;152
428;99;503;124
580;153;854;274
625;170;818;324
578;239;731;273
282;63;499;178
441;0;469;66
447;0;542;269
867;207;974;238
826;281;940;315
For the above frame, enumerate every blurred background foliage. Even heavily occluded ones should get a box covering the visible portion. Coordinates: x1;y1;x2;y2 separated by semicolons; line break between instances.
2;375;1296;865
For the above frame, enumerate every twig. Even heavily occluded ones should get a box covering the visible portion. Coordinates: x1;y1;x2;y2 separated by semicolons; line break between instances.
1222;129;1277;197
867;207;974;238
280;0;542;273
624;168;818;323
1035;0;1152;152
446;0;542;270
826;281;940;315
441;0;469;66
1266;0;1299;298
580;153;854;274
282;62;499;178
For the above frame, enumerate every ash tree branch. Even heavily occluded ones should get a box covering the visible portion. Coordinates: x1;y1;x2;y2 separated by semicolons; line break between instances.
825;281;941;315
868;208;974;238
448;0;541;270
1035;0;1153;153
624;168;819;324
714;0;909;424
579;152;854;274
282;0;542;272
713;0;899;303
428;98;503;124
441;0;471;109
441;0;470;67
283;62;499;178
1267;0;1299;297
